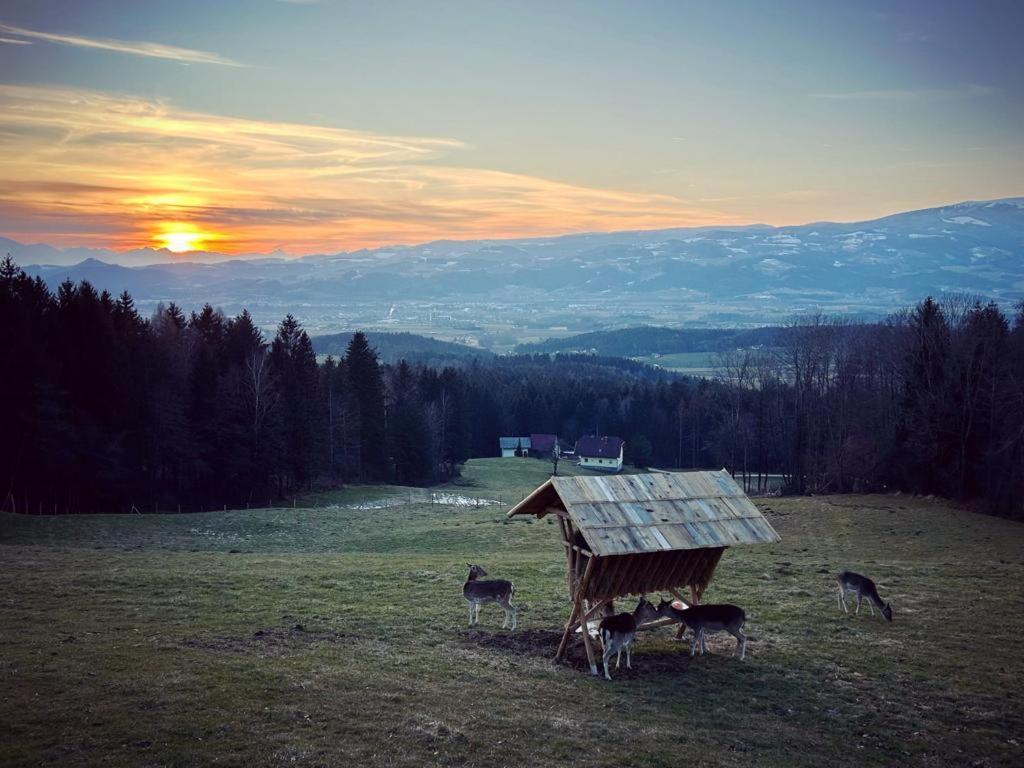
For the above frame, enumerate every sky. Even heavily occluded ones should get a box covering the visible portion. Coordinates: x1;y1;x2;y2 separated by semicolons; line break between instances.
0;0;1022;256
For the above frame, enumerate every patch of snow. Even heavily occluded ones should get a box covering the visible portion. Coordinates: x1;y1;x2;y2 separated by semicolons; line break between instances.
430;493;501;507
755;258;795;275
942;216;990;227
331;492;501;511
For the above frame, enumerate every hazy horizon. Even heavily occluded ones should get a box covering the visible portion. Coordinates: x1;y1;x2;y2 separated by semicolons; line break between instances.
5;194;1022;265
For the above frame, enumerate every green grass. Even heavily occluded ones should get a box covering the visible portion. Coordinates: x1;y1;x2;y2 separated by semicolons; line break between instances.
2;459;1022;767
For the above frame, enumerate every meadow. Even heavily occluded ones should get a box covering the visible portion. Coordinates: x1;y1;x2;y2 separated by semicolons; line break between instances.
632;351;723;377
1;458;1022;767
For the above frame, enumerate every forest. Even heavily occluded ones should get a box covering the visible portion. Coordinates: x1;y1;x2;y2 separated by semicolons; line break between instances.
2;254;1022;517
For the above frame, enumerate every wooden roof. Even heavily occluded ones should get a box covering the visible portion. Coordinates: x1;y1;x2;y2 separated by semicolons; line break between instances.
507;469;779;557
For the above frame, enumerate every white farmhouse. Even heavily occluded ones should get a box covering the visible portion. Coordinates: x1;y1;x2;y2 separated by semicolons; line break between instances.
575;435;624;473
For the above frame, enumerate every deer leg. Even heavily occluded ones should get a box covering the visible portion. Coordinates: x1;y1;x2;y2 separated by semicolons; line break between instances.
602;645;614;681
509;605;517;630
468;602;475;627
855;593;861;615
838;587;845;613
868;600;875;617
497;596;510;629
700;629;709;655
615;647;622;668
734;629;747;660
626;643;632;669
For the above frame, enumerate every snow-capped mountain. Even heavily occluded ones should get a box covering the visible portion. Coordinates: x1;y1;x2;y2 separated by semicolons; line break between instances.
9;198;1024;329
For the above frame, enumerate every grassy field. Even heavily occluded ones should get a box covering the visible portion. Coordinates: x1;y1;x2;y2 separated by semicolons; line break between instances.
633;351;723;377
1;458;1022;767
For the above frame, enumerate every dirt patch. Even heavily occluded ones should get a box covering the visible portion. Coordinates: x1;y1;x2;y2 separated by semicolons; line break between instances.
182;625;356;657
455;626;749;677
457;627;563;658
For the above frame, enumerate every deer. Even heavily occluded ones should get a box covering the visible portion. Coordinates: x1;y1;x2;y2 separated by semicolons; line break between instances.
463;564;517;630
597;596;660;680
656;598;748;660
836;570;893;622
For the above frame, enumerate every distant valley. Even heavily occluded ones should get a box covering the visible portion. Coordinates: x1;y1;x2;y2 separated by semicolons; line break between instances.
8;198;1023;348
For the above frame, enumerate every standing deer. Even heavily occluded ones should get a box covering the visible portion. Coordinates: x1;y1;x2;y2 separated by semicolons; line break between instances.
836;570;893;622
656;598;748;660
597;596;660;680
463;564;517;630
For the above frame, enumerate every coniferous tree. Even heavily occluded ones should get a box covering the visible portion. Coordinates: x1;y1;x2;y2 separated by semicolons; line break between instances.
388;360;431;484
345;332;387;480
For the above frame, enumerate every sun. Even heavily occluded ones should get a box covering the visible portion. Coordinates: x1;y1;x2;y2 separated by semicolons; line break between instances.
155;224;212;253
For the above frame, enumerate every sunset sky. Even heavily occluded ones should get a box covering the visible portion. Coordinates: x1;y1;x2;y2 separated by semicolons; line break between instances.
1;0;1022;256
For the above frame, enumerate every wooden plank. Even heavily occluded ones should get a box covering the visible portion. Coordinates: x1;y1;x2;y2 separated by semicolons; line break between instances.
653;550;682;593
635;617;678;632
577;564;599;676
557;553;596;666
558;515;575;599
555;598;582;661
608;553;637;600
594;554;622;600
667;587;691;608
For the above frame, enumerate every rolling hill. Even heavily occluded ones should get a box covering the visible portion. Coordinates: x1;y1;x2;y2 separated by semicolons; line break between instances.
10;198;1024;331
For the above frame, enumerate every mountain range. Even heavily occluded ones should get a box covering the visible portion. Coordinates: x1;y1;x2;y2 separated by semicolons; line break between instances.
7;198;1023;334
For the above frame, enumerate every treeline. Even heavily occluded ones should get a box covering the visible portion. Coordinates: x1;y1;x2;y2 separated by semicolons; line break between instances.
1;254;455;512
3;255;1023;517
311;331;493;365
711;298;1024;516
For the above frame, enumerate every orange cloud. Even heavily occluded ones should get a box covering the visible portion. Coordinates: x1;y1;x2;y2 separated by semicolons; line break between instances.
0;84;739;254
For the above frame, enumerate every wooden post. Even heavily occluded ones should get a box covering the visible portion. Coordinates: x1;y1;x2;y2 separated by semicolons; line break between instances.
555;554;597;674
557;516;574;598
555;600;581;661
579;601;598;676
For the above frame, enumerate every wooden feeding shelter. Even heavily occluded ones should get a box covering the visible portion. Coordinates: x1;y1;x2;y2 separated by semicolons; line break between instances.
507;469;780;674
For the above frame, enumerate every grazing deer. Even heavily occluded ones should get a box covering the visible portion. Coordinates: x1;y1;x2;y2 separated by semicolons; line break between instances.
463;564;517;630
836;570;893;622
597;596;660;680
656;598;748;660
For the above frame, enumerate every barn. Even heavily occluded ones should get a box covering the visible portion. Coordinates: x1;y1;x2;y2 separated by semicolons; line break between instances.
575;435;624;472
507;469;780;674
528;433;558;458
498;436;531;458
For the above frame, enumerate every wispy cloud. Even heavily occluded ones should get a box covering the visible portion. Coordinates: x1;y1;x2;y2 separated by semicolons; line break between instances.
811;84;995;101
0;23;243;66
0;85;735;253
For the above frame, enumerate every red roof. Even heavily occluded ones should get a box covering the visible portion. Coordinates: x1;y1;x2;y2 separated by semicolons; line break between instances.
530;433;557;453
575;435;624;458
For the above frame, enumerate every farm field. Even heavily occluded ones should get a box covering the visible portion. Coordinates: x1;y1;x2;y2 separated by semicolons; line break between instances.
633;351;723;377
1;458;1022;767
